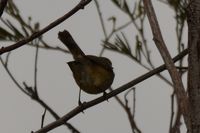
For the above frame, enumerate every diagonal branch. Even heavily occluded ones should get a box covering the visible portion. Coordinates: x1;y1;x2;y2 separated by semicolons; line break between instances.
33;48;188;133
0;0;92;55
36;97;80;133
142;0;191;129
0;0;8;18
0;56;80;133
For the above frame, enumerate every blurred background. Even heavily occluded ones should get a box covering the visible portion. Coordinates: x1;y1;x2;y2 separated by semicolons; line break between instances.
0;0;188;132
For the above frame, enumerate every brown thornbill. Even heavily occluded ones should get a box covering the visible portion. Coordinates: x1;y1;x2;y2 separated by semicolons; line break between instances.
58;30;114;104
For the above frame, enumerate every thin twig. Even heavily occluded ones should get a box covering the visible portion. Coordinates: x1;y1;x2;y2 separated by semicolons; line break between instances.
171;106;181;133
169;91;181;133
124;88;141;133
94;2;141;132
27;43;70;54
110;88;141;133
0;55;80;133
94;0;107;57
107;1;173;86
143;0;191;128
5;52;11;66
0;0;92;55
0;0;8;18
36;97;80;133
132;89;136;119
0;57;30;96
41;109;47;128
35;97;80;133
34;42;39;97
107;20;132;40
94;0;107;38
169;91;175;132
33;48;188;133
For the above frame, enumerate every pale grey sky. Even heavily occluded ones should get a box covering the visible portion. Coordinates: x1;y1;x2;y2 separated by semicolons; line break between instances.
0;0;187;133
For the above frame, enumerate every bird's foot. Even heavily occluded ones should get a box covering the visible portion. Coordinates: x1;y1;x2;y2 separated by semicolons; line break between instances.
78;100;86;113
103;91;109;102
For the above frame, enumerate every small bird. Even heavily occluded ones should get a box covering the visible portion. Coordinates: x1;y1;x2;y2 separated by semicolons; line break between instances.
58;30;114;104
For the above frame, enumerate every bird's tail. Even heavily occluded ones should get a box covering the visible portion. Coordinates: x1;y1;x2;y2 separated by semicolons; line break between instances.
58;30;85;60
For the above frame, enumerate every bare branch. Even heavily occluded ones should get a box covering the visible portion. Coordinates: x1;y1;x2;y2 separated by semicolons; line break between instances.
0;0;92;55
143;0;191;128
94;0;107;38
34;42;39;97
41;109;47;128
0;53;80;133
33;48;188;133
0;0;8;18
0;57;30;96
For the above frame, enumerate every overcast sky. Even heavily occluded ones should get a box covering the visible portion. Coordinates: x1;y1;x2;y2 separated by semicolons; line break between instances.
0;0;188;133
